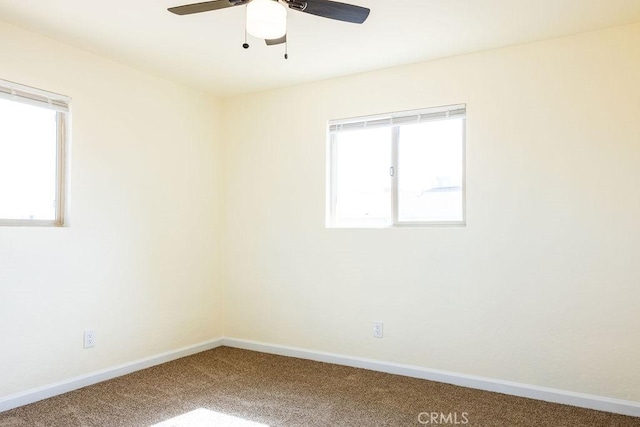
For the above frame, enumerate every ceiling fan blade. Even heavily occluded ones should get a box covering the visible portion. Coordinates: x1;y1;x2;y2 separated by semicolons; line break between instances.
168;0;243;16
296;0;370;24
265;35;287;46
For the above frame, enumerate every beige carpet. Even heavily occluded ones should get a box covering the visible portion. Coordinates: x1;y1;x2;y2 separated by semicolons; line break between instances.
0;347;637;426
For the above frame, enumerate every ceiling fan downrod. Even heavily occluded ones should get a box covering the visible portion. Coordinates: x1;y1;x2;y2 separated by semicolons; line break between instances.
283;0;308;12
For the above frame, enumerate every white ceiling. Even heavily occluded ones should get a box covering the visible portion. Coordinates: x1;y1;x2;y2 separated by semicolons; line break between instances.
1;0;639;97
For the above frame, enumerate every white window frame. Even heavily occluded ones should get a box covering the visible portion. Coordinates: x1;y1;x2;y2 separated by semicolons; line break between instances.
327;104;466;228
0;79;70;227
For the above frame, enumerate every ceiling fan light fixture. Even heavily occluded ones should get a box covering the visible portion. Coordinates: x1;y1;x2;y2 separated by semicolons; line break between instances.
246;0;287;40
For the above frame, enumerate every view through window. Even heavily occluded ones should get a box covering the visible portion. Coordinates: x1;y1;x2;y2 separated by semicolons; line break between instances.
0;80;69;225
328;105;465;227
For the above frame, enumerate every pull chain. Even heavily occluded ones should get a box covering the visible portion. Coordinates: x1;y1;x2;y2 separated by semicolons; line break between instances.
242;6;249;49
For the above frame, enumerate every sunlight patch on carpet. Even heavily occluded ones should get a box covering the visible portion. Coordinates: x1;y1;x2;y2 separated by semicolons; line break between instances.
151;408;269;426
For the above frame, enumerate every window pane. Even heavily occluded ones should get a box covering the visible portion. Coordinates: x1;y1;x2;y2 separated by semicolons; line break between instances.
334;128;392;226
0;99;58;221
398;118;464;222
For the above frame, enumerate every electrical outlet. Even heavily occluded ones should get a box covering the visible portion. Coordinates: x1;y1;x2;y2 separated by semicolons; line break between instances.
84;330;96;349
372;321;383;338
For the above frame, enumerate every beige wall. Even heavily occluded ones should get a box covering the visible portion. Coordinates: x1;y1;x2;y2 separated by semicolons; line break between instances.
1;17;639;405
0;21;224;397
221;23;640;402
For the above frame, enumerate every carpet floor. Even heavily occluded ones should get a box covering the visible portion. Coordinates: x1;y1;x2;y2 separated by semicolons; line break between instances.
0;347;637;426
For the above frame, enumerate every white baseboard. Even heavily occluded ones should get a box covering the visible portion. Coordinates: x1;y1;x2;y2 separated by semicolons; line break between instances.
0;337;224;413
222;337;640;418
2;337;639;418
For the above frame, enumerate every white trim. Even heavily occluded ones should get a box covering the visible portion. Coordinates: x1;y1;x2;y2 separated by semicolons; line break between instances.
2;337;638;418
0;78;70;113
328;103;466;131
55;111;67;226
221;337;640;418
327;132;338;228
391;125;399;224
0;338;223;413
0;219;60;227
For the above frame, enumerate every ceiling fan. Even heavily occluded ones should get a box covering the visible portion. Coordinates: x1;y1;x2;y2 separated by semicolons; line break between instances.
168;0;370;57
